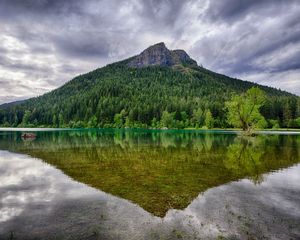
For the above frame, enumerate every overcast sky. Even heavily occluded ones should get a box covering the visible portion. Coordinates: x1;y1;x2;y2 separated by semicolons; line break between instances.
0;0;300;104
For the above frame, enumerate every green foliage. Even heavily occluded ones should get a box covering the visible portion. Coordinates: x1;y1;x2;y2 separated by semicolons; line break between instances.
296;117;300;128
160;111;175;128
192;108;204;128
21;110;31;127
88;115;98;128
74;120;85;128
269;119;280;129
52;114;57;127
204;110;214;129
225;87;267;132
114;109;126;128
0;60;299;129
58;112;64;127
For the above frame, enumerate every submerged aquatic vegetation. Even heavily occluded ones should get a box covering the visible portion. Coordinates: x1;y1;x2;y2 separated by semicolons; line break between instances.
0;129;299;216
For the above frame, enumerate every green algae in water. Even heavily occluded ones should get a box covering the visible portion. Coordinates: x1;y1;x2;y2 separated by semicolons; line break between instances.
0;129;299;217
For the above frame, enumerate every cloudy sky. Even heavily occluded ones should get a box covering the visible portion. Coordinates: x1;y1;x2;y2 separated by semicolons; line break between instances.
0;0;300;104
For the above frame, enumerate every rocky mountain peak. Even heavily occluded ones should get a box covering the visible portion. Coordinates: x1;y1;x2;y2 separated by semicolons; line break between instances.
128;42;197;68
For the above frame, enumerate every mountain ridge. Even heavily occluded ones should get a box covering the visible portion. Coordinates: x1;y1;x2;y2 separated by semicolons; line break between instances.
0;43;299;129
127;42;198;68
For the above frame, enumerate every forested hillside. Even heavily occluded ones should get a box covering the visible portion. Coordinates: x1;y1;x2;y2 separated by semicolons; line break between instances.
1;43;300;129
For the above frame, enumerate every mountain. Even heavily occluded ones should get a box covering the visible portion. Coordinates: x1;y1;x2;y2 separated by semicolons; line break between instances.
127;42;197;68
0;43;299;128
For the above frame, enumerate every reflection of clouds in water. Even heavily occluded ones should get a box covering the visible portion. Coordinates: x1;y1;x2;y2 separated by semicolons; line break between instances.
0;207;22;223
262;166;300;190
0;151;57;222
0;151;101;223
0;150;299;239
254;166;300;218
172;165;300;238
0;150;159;239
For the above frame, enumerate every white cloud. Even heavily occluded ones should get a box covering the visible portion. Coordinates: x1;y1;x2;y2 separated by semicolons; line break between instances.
0;0;299;104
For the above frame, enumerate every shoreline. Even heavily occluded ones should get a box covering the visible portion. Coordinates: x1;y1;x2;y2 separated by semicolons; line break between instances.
0;127;300;134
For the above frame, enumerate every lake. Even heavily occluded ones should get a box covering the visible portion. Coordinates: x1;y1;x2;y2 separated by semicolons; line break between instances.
0;129;299;239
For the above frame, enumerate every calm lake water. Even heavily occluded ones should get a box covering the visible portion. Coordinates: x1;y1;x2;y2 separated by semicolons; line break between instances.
0;129;299;240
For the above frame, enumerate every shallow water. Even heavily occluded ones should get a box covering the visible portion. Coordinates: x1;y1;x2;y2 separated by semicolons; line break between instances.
0;129;299;239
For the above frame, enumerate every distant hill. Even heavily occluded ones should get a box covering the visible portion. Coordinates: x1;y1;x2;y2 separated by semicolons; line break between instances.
0;42;299;128
0;100;26;109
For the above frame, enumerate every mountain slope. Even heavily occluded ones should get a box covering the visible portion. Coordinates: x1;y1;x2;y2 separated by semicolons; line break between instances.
0;43;299;128
0;100;26;109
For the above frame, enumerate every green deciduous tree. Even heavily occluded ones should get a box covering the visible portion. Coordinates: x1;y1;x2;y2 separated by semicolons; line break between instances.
192;108;204;128
88;115;98;128
114;109;126;128
204;110;214;129
0;62;298;129
160;111;175;128
225;87;266;133
21;110;31;126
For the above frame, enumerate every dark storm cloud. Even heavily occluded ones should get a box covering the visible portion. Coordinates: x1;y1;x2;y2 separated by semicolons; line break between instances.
0;54;52;73
0;0;193;62
57;64;86;74
138;0;189;26
0;0;111;60
0;0;83;18
0;0;300;104
51;32;110;59
204;0;298;23
191;0;300;94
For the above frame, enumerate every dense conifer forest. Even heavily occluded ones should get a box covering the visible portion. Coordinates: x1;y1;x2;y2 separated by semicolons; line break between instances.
1;58;300;129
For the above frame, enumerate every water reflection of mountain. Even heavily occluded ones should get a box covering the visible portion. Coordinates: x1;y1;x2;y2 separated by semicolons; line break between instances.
0;130;299;216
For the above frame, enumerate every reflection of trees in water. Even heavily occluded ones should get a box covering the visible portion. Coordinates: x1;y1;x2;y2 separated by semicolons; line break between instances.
224;135;300;184
15;130;233;151
0;130;299;216
225;136;265;184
